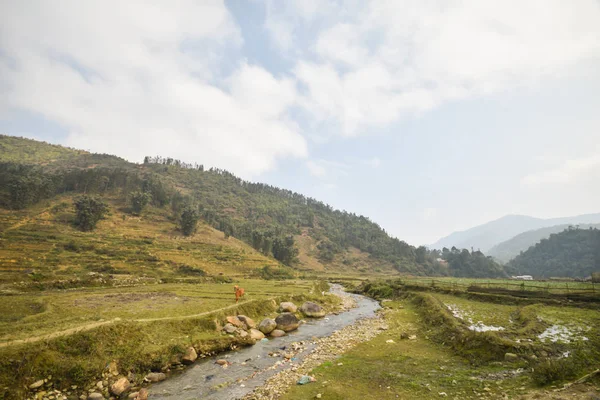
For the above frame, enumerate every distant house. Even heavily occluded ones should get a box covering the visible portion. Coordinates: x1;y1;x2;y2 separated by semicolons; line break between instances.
511;275;533;281
436;258;449;266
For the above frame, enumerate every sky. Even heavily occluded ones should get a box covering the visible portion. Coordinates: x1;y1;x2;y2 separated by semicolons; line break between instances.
1;1;600;246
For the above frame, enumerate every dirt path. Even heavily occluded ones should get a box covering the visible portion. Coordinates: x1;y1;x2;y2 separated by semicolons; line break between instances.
0;299;258;348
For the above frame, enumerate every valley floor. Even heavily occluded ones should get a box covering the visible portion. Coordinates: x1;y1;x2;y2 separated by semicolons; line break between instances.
248;293;600;400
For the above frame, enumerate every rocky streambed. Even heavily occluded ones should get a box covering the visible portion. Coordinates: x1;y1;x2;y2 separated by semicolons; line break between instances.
148;284;381;400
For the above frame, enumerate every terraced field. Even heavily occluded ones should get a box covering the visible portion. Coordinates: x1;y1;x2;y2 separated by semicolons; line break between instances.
0;279;316;343
0;195;282;285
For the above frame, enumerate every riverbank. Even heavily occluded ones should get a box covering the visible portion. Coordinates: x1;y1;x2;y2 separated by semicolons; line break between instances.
244;311;387;399
147;284;380;399
3;280;336;400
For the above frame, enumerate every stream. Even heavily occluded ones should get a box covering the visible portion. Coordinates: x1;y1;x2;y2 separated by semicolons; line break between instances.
149;284;380;399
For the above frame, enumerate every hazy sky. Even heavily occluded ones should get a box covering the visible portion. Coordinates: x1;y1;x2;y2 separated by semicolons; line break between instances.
1;1;600;246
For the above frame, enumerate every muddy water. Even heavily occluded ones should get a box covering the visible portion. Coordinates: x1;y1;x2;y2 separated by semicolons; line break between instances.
149;284;380;399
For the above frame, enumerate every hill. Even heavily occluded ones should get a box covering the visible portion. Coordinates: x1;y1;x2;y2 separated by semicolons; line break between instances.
0;135;514;280
432;213;600;253
506;227;600;278
1;135;446;285
488;223;600;263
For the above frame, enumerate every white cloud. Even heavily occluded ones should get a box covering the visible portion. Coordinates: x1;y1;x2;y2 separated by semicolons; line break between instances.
315;24;368;66
267;0;600;137
521;154;600;186
0;1;307;177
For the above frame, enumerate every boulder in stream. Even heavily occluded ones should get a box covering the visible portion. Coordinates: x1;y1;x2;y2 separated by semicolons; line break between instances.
258;318;277;334
279;302;297;313
270;329;286;337
182;347;198;364
249;328;265;340
275;312;299;332
300;301;326;317
110;377;130;396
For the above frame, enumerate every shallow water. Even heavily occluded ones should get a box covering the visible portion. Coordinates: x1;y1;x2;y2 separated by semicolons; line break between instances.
149;284;380;399
446;304;505;332
538;324;589;343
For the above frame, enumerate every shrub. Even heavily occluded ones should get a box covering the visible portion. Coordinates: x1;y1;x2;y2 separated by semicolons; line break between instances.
64;240;80;252
178;265;206;276
257;265;294;280
179;206;200;236
73;195;108;231
532;355;585;385
129;191;151;215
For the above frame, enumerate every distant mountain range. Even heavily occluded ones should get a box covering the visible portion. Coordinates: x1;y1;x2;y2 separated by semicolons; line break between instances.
488;223;600;263
431;213;600;255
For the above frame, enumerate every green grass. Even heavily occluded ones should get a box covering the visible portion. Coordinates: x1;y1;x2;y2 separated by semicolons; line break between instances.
431;292;516;329
0;279;340;399
284;295;600;399
402;276;598;295
0;280;317;342
283;301;530;400
0;135;85;164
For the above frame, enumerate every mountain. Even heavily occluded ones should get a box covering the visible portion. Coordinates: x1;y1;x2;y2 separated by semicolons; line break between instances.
506;227;600;278
2;135;453;284
488;223;600;263
432;213;600;253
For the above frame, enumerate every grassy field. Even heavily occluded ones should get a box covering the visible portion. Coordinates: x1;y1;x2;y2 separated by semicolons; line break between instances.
285;300;532;399
401;276;598;295
0;279;337;399
285;292;600;399
0;279;316;343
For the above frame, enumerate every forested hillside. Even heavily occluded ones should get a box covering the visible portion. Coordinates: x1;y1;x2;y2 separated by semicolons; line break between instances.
0;135;508;279
506;227;600;278
488;223;600;263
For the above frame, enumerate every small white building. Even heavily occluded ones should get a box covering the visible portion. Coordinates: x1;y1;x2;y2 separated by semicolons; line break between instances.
511;275;533;281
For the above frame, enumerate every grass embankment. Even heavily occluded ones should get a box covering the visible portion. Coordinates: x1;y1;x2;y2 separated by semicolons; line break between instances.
285;284;600;399
0;280;338;400
284;300;531;399
356;281;600;384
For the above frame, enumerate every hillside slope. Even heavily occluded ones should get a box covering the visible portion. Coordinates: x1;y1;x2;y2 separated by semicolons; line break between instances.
488;223;600;263
506;227;600;278
432;213;600;253
0;135;417;281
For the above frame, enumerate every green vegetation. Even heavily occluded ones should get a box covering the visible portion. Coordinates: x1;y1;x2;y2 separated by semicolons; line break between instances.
74;195;109;231
179;206;200;236
507;226;600;278
347;279;600;396
488;223;600;263
0;280;340;399
129;190;151;215
437;247;506;278
0;134;448;277
284;301;532;400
